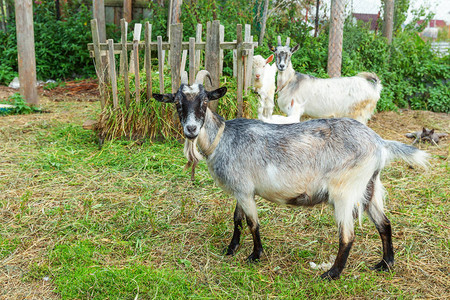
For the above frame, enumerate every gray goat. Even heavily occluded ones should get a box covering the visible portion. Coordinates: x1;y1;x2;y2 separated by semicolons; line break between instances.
153;73;429;279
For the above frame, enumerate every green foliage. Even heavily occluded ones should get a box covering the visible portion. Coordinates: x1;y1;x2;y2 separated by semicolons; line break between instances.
0;0;95;85
0;93;42;115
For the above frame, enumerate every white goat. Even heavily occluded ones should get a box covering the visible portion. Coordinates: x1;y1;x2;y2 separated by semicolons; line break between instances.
252;54;277;120
269;40;382;124
260;99;301;124
153;71;429;280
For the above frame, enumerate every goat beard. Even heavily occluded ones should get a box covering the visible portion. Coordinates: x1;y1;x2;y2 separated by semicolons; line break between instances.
183;138;204;181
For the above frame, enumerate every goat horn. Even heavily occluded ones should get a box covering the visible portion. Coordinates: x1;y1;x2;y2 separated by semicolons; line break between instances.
195;70;212;86
285;37;290;47
180;70;188;85
277;36;282;46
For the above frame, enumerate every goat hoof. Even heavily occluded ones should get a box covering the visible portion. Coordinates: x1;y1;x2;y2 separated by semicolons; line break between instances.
320;268;341;280
246;252;261;263
224;244;240;256
371;260;394;271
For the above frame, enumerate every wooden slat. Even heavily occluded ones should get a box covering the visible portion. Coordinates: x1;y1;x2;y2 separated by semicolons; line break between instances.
120;19;130;108
170;23;183;93
205;20;221;112
108;39;118;108
91;19;106;108
233;39;237;77
195;24;202;74
87;41;258;52
181;50;187;76
157;36;164;93
133;39;140;103
145;22;152;100
123;0;132;23
189;37;195;85
93;0;106;43
119;18;127;75
104;0;149;8
243;24;251;95
236;24;243;118
219;24;224;76
129;23;142;74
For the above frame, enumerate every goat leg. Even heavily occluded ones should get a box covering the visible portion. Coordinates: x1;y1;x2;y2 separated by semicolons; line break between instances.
224;203;244;256
246;217;263;262
321;232;354;280
371;215;394;271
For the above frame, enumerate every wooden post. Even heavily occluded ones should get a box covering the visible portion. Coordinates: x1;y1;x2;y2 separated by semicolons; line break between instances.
129;23;142;74
205;20;221;112
233;39;237;77
120;19;130;108
383;0;394;44
145;22;152;100
170;23;183;93
171;0;182;23
258;0;270;46
195;24;202;74
108;39;118;108
93;0;106;43
157;36;164;93
91;19;106;108
243;24;252;95
327;0;345;78
133;39;140;103
123;0;132;23
219;24;224;76
314;0;320;37
236;24;243;118
189;37;195;85
14;0;38;105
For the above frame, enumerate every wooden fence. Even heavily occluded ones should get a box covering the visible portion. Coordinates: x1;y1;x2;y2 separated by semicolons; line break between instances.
88;19;257;117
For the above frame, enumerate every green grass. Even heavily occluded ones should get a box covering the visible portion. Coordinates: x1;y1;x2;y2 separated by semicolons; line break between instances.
0;100;448;299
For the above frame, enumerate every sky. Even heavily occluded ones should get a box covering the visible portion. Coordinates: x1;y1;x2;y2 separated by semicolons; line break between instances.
322;0;450;24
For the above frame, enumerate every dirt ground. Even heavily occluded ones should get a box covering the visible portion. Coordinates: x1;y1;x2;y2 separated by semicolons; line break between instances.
0;82;449;298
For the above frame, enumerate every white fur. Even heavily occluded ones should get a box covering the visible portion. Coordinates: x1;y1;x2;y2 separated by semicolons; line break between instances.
277;63;382;124
253;55;277;120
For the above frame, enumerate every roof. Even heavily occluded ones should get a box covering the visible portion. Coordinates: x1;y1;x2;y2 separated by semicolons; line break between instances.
417;20;447;28
352;13;379;31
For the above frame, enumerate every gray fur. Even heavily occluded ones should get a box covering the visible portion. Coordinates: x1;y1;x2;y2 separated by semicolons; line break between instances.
153;84;429;279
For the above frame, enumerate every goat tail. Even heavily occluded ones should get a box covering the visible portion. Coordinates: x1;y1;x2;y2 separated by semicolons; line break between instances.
357;72;383;94
384;140;430;169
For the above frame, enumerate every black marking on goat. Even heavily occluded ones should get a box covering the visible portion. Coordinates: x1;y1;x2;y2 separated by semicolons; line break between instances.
287;190;329;207
246;217;263;262
225;204;245;256
321;233;355;280
372;215;394;271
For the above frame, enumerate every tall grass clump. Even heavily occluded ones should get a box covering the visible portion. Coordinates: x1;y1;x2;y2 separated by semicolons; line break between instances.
96;69;259;141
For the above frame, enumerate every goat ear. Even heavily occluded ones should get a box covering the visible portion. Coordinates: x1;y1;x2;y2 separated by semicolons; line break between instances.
291;44;300;53
290;99;294;107
429;129;435;135
268;43;276;52
207;87;227;101
266;54;274;64
153;93;175;103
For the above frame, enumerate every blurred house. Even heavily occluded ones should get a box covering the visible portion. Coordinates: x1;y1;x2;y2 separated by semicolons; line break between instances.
352;13;380;32
417;19;448;40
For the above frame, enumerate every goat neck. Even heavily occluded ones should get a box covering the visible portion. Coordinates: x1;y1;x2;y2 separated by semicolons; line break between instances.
276;62;295;92
197;108;225;157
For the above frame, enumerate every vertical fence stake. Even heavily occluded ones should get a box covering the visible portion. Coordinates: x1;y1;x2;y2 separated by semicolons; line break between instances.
189;37;196;85
243;24;251;95
91;19;106;109
236;24;243;118
108;39;118;108
195;24;202;74
170;23;183;93
129;23;142;74
205;20;221;112
157;36;164;93
133;39;140;103
145;22;152;100
219;24;224;76
120;19;130;108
